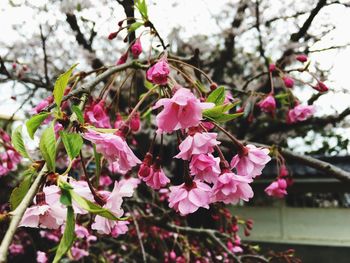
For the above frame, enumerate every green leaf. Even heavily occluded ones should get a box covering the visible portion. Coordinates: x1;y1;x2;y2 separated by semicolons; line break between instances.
11;126;29;158
60;189;72;206
70;190;120;220
54;64;78;108
71;105;84;124
203;103;234;119
128;22;143;33
135;0;148;19
26;112;51;139
206;86;225;105
53;206;75;263
214;112;244;123
9;169;36;210
60;131;83;160
39;123;56;172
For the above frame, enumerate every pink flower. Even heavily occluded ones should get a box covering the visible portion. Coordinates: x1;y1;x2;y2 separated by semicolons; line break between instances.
175;132;220;160
313;81;329;92
154;88;214;133
9;244;24;255
296;54;308;62
84;100;111;128
287;104;315;123
31;96;53;114
20;203;66;229
212;172;254;204
283;76;294;88
269;64;276;72
111;221;129;237
83;129;141;174
99;175;113;187
92;180;134;235
230;144;271;178
227;240;243;254
71;246;89;261
258;94;276;113
190;154;220;183
142;161;170;189
168;181;212;215
265;179;288;198
146;57;170;85
36;251;48;263
131;38;142;58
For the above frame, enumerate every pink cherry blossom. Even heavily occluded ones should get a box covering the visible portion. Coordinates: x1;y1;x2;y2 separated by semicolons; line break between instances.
83;129;141;174
99;175;113;187
9;244;24;255
111;221;129;237
287;104;315;123
265;178;288;198
190;154;220;183
175;132;220;160
212;172;253;204
153;87;214;133
71;246;89;261
257;94;276;113
146;57;170;85
230;144;271;178
84;100;111;128
282;76;294;88
168;180;212;216
31;96;53;114
36;251;48;263
92;180;135;235
142;162;170;189
131;38;142;58
20;203;66;229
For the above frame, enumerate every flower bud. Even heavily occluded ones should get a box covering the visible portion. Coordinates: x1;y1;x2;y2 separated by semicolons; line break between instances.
283;76;294;88
296;54;308;62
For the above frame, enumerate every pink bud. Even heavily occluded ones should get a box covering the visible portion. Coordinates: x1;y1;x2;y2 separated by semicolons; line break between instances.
130;111;141;132
269;64;276;72
279;165;289;177
12;63;17;70
169;251;176;260
131;38;142;58
108;31;118;40
296;54;308;62
116;52;128;65
283;76;294;88
313;81;329;92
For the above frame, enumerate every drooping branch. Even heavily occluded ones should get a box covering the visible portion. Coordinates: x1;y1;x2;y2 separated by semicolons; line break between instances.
0;60;144;262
